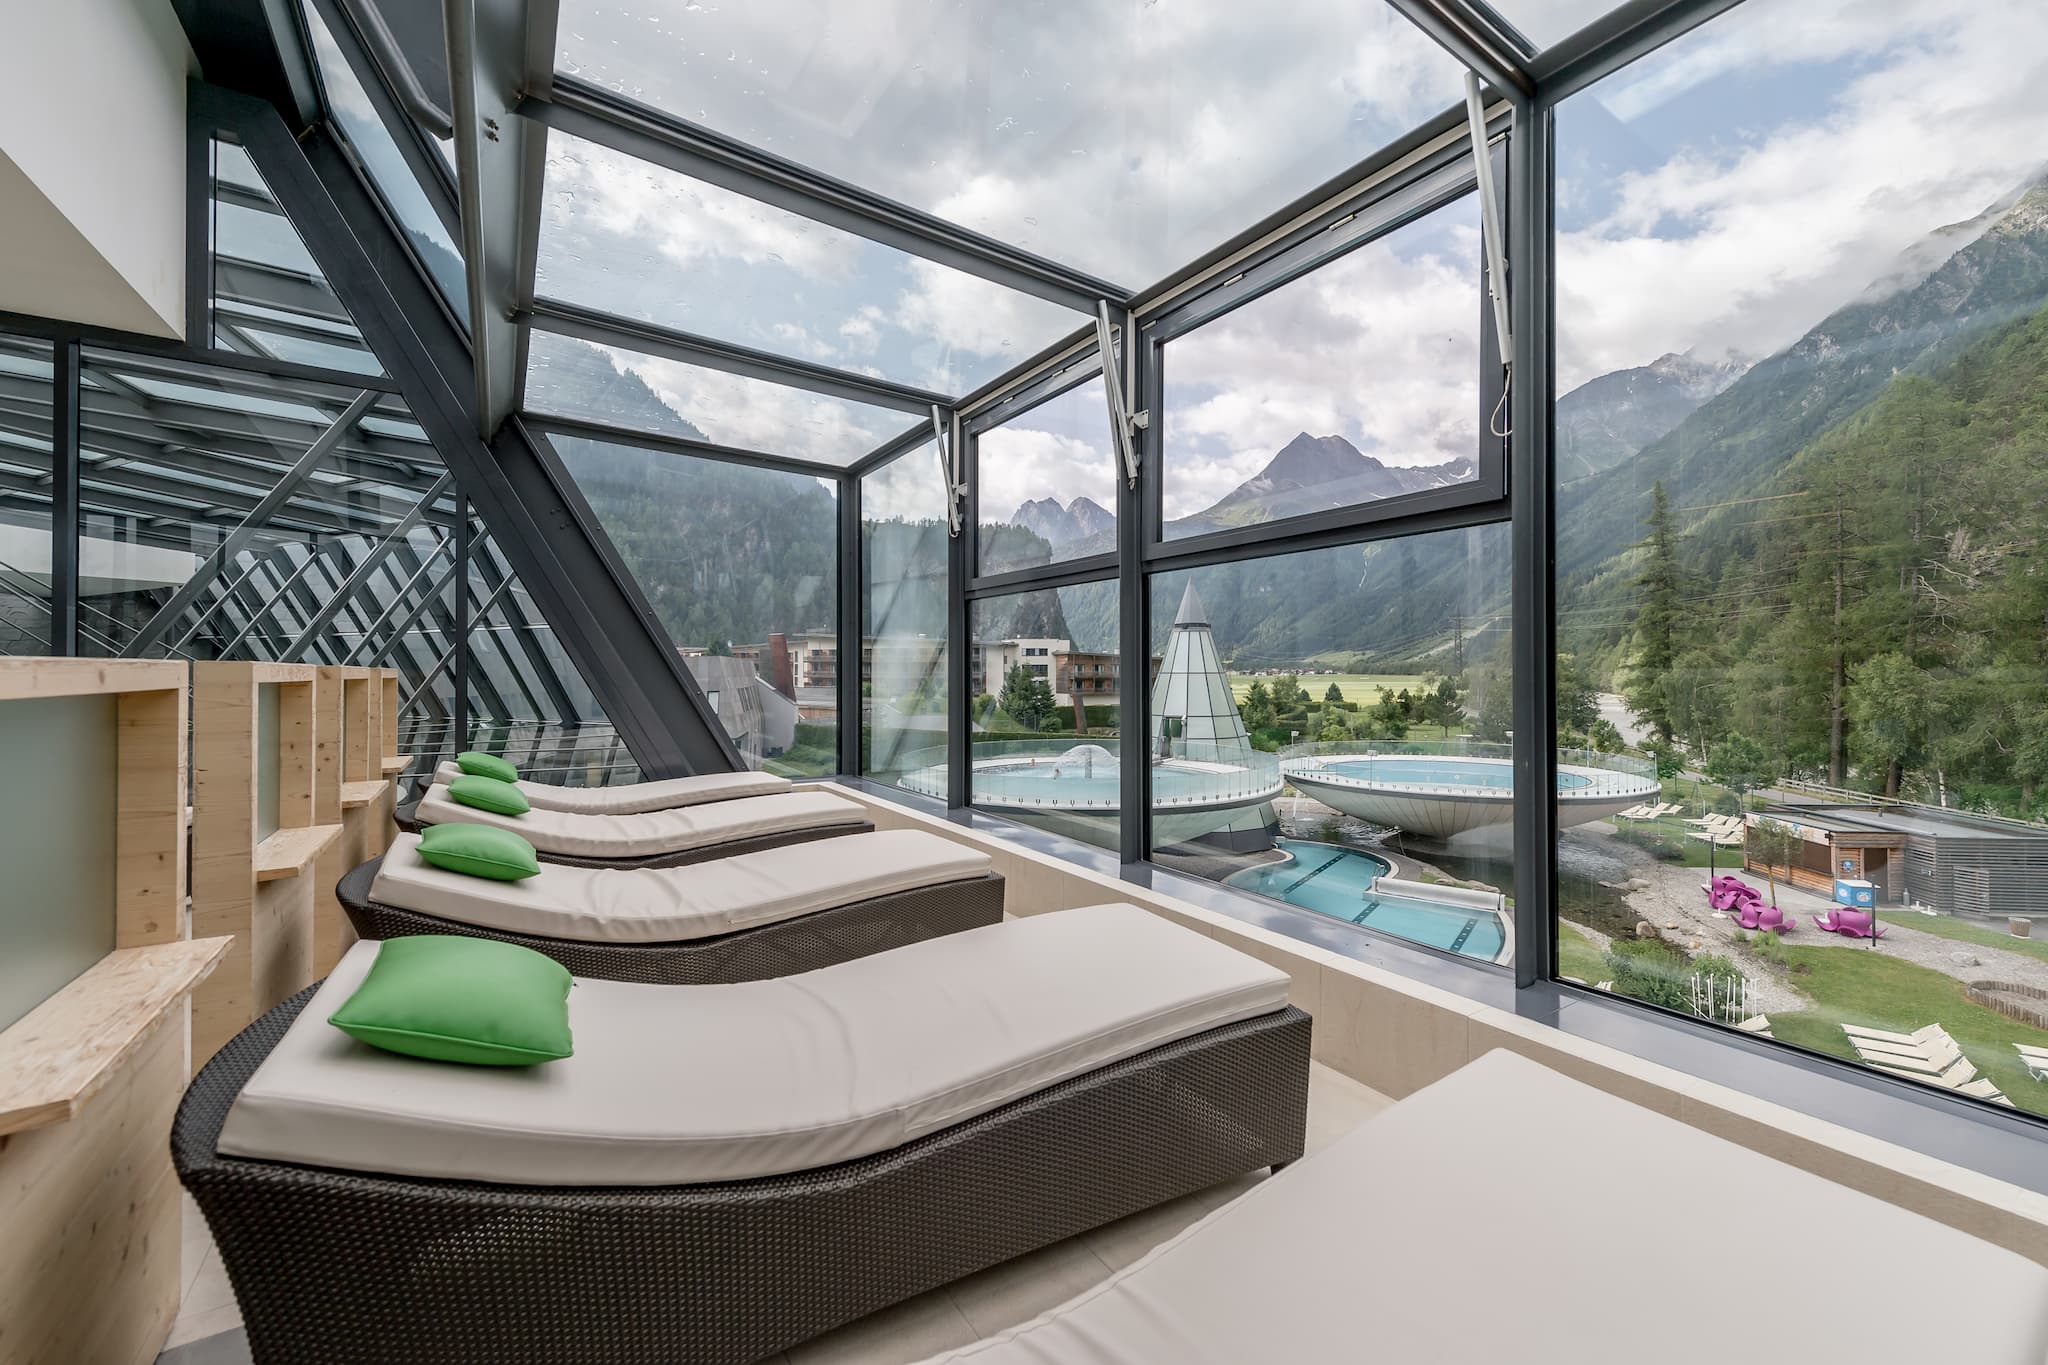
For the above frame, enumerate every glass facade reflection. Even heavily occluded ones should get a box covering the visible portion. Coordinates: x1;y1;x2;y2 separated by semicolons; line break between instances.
1554;0;2048;1114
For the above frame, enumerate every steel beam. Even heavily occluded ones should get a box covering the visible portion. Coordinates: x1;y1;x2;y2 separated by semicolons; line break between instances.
1527;0;1745;98
283;472;452;656
1385;0;1534;95
202;81;741;774
525;298;950;415
837;470;860;777
526;414;861;482
405;574;512;709
442;0;559;436
1507;94;1555;990
349;538;455;661
218;545;325;654
335;0;453;137
50;341;80;656
520;79;1125;315
124;389;378;656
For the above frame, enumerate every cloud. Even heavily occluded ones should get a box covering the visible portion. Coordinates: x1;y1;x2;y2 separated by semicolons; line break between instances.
597;346;898;464
1555;1;2048;389
975;422;1119;527
556;0;1468;284
1159;200;1484;517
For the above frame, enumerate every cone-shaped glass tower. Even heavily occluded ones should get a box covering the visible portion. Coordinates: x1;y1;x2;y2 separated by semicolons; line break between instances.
1149;583;1258;764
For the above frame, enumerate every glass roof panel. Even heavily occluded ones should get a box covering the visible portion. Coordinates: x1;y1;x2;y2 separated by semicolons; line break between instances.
554;0;1467;284
525;330;904;466
1481;0;1632;50
301;3;470;323
538;131;1087;395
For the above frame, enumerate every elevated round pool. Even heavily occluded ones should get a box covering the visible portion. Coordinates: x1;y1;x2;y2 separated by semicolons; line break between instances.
1281;752;1659;838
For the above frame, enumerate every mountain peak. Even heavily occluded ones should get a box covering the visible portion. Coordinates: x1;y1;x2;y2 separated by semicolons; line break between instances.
1006;494;1116;547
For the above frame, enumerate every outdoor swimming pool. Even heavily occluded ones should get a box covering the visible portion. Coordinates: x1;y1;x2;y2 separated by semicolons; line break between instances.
1225;838;1507;960
1315;757;1593;790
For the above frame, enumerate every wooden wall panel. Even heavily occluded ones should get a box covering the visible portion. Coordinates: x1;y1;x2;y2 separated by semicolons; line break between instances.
114;685;187;947
0;1012;185;1365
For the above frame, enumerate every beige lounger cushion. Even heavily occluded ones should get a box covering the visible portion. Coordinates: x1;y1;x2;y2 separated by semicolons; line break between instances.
217;904;1290;1187
432;762;789;814
415;784;866;857
919;1050;2048;1365
370;828;991;943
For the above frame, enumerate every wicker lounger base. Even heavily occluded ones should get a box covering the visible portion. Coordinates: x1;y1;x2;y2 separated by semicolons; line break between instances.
175;989;1311;1365
339;855;1007;983
394;797;874;867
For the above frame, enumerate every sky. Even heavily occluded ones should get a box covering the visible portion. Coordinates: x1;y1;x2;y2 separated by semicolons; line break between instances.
525;0;2048;522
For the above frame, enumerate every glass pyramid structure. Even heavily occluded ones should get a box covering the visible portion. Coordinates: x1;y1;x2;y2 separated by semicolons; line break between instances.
1149;582;1257;766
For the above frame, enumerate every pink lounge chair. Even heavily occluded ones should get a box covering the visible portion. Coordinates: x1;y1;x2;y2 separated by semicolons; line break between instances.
1730;900;1796;933
1815;907;1885;939
1755;903;1797;934
1706;876;1763;914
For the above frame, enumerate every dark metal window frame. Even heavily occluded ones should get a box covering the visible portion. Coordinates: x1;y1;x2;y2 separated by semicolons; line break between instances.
241;0;2048;1148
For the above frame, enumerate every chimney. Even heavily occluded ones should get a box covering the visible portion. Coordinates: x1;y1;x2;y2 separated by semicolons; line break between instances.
768;633;794;696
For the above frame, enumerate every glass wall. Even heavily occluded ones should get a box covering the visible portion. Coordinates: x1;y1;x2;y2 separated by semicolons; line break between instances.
861;444;949;793
300;1;468;320
967;579;1120;853
1149;524;1517;967
0;337;54;655
1553;0;2048;1114
1161;193;1484;540
208;139;385;376
975;377;1118;576
526;330;904;467
552;434;840;776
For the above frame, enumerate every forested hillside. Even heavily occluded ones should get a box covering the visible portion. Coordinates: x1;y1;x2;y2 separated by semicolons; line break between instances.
1584;302;2048;815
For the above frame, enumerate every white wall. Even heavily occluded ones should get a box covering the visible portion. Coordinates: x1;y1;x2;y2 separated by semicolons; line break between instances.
0;0;195;337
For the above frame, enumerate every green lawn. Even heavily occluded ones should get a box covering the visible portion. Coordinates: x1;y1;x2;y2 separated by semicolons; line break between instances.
1877;908;2048;965
1227;673;1422;707
1557;920;1610;985
1744;942;2048;1118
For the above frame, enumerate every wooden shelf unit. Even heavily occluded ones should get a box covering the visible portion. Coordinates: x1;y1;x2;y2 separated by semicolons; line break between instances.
312;665;403;976
0;657;202;1365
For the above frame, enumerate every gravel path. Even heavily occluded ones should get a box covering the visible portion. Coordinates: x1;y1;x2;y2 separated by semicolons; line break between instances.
1615;858;2048;1009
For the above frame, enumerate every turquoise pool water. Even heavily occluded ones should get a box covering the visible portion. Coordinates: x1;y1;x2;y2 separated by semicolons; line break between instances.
1313;757;1592;791
972;756;1261;804
1225;838;1506;960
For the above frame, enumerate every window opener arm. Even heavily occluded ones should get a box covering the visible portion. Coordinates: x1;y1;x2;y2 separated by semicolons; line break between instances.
1464;72;1513;438
934;404;965;537
1095;301;1143;489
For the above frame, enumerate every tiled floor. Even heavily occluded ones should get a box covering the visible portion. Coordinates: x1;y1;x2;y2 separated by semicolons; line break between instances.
157;1063;1391;1365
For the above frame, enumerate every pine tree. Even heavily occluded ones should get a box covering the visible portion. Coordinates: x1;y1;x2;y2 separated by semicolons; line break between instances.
1624;480;1687;744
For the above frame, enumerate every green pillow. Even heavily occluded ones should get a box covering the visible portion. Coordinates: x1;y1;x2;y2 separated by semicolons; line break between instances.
329;935;573;1065
448;773;531;817
415;821;540;881
456;750;519;783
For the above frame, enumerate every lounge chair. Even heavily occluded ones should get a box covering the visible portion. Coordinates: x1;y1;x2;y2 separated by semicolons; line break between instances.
400;783;873;867
1814;907;1885;939
340;828;1006;983
905;1051;2048;1365
2015;1043;2048;1082
174;905;1310;1365
1843;1022;1948;1047
1734;1014;1774;1038
426;760;790;813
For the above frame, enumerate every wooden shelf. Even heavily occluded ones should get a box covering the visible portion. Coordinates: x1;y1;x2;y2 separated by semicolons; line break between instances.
253;824;344;883
340;779;388;809
0;938;231;1137
381;754;412;776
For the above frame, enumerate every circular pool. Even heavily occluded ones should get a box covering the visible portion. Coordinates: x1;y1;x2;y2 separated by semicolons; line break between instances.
1281;751;1659;838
